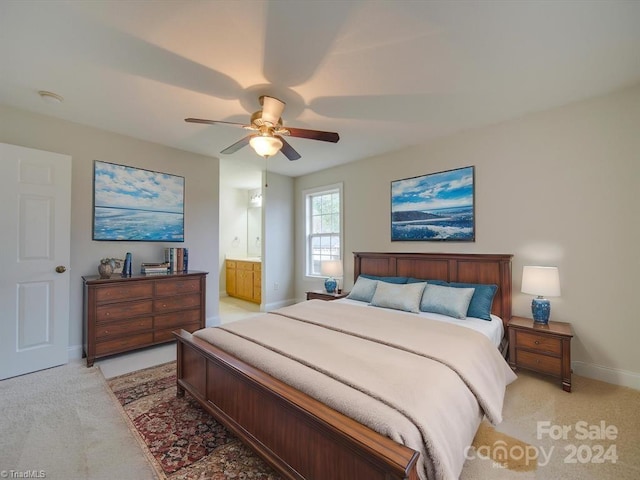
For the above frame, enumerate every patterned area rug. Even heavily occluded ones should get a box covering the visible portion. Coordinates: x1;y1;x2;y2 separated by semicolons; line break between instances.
107;361;281;480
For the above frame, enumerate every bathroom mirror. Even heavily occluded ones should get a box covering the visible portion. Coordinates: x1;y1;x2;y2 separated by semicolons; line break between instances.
247;206;262;257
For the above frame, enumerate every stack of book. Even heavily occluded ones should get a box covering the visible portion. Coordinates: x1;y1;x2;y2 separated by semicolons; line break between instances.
141;262;170;275
164;247;189;272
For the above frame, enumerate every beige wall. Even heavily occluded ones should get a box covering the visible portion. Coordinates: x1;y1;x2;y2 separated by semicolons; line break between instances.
295;84;640;387
263;172;296;309
0;105;220;356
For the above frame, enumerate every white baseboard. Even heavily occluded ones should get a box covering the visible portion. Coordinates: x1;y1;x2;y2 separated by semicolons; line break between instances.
264;298;297;311
68;344;83;360
207;315;221;327
572;361;640;390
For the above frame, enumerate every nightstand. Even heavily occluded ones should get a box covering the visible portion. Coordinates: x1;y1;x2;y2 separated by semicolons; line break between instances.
508;316;573;392
306;290;349;301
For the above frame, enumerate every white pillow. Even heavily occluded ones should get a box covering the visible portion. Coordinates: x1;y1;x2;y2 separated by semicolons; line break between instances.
370;281;427;313
420;283;475;319
346;276;379;302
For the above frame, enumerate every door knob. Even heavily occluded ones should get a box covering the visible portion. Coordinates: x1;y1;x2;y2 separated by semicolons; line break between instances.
55;265;67;273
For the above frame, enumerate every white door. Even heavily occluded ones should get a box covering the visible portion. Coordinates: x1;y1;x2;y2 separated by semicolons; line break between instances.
0;143;71;380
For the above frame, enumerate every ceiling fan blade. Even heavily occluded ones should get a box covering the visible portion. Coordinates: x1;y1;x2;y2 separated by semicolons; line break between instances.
185;118;247;128
286;127;340;143
220;135;252;154
278;137;301;161
260;96;286;126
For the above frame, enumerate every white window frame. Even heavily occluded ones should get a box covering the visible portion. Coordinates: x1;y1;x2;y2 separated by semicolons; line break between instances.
303;183;343;278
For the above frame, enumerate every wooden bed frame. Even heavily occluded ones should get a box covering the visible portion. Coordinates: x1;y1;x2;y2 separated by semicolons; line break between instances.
174;252;512;480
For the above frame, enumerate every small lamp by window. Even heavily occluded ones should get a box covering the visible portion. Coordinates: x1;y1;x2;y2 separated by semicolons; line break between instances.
321;260;343;294
521;266;561;324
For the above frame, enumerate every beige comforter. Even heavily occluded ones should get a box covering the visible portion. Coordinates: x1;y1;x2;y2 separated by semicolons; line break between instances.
194;300;516;480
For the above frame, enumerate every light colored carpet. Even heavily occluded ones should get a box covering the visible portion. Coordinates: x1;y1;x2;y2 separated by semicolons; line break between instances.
462;370;640;479
0;360;157;480
2;358;639;480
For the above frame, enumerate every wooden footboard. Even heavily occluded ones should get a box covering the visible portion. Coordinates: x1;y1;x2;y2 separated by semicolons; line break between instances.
174;329;420;480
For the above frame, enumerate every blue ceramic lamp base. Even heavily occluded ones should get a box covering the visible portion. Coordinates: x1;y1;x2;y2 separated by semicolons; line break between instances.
324;277;337;294
531;297;551;324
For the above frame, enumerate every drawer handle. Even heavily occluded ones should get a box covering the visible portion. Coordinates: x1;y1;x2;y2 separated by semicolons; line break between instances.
535;340;540;345
536;360;541;364
105;312;110;316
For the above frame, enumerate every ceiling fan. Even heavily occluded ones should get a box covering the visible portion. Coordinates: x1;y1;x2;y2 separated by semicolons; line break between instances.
185;95;339;160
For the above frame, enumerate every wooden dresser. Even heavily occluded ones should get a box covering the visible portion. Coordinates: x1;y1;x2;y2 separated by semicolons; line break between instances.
83;271;207;367
226;259;261;304
508;316;573;392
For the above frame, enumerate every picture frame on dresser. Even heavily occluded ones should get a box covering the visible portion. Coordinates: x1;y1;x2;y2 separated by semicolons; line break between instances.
391;166;475;241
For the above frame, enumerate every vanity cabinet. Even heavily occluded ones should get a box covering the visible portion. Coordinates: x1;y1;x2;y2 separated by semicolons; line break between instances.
83;271;207;367
226;260;261;304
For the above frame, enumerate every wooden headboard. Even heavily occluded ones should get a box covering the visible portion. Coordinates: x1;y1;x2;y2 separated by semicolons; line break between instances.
354;252;513;328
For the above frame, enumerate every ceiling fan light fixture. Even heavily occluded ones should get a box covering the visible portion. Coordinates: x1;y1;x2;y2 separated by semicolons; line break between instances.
250;135;283;157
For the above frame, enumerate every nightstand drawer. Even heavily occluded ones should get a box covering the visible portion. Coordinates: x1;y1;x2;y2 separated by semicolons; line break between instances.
515;331;562;355
517;350;562;377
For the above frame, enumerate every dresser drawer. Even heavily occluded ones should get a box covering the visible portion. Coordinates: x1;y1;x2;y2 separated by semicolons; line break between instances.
95;282;153;302
96;300;153;322
95;318;153;339
517;350;562;377
154;322;201;343
155;278;201;296
154;309;201;330
515;331;562;355
95;333;154;356
154;293;201;312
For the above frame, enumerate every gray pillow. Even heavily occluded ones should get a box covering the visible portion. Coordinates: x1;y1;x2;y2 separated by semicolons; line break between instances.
346;276;379;302
420;283;475;319
370;281;427;313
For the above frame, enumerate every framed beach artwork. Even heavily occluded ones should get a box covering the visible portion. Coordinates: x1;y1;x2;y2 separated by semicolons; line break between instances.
93;161;185;241
391;166;475;241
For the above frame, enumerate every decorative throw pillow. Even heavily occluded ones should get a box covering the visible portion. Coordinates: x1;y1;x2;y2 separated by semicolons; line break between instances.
420;283;475;319
369;281;427;313
449;282;498;321
346;276;379;303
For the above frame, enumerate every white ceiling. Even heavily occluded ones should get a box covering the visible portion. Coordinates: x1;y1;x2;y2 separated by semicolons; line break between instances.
2;0;640;189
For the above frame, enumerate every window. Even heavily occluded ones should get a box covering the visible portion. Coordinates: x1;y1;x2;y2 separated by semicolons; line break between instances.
305;183;342;276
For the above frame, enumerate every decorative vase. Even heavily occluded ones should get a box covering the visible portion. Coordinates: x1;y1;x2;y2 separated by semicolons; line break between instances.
324;277;337;294
98;262;113;279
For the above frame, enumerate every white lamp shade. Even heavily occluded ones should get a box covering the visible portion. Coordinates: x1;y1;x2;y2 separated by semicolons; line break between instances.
249;135;283;157
521;266;561;297
321;260;343;278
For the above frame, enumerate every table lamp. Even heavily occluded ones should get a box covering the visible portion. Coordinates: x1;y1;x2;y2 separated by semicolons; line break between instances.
321;260;343;294
521;266;561;324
